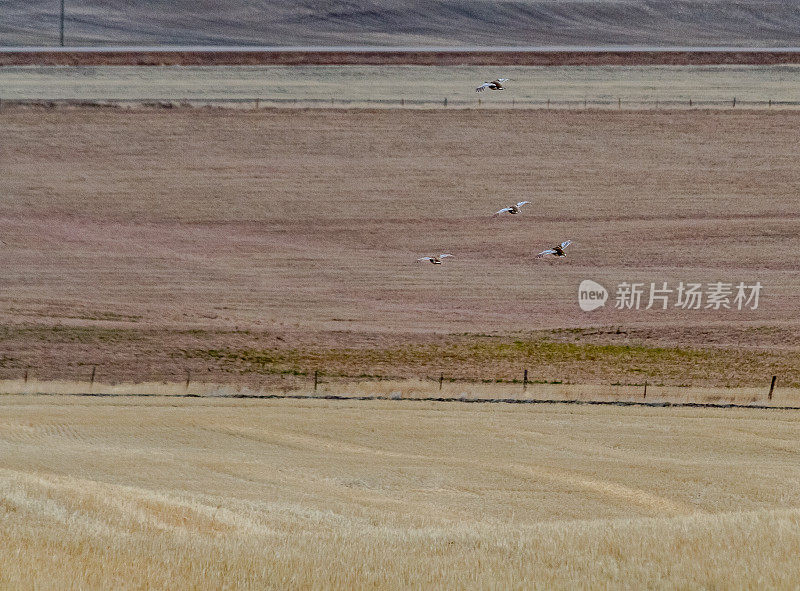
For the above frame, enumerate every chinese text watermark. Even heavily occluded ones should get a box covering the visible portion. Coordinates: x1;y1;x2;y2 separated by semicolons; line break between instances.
579;280;762;311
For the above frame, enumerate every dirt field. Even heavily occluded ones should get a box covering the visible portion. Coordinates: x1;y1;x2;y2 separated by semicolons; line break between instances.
1;395;799;588
2;106;799;388
5;49;800;67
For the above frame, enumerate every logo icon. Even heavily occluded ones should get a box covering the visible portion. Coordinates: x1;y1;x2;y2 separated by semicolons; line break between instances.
578;280;608;311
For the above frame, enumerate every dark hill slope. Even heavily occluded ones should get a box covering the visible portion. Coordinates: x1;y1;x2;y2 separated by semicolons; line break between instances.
2;1;800;47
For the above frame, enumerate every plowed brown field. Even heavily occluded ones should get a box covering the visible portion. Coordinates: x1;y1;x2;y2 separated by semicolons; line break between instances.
2;106;798;387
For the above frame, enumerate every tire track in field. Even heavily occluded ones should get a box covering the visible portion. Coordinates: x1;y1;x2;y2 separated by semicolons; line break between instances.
0;468;280;538
506;464;695;516
221;426;697;517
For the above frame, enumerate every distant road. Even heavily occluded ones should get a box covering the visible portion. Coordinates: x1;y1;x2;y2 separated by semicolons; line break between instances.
3;46;800;66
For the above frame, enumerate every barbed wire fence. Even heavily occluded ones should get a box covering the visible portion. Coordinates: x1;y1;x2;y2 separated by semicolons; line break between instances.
0;363;788;408
1;97;798;110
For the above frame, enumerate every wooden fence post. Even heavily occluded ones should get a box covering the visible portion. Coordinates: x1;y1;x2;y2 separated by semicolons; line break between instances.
689;98;692;107
90;365;96;386
24;369;28;383
443;97;447;107
768;375;777;401
732;97;736;108
185;370;191;389
523;369;528;391
439;373;444;391
59;0;65;46
618;97;621;109
643;381;647;399
314;370;318;392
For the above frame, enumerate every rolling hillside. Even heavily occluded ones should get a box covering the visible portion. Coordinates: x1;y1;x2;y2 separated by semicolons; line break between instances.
2;0;800;47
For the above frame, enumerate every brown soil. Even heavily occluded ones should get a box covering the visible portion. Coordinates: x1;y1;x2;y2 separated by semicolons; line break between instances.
3;50;800;67
2;106;799;386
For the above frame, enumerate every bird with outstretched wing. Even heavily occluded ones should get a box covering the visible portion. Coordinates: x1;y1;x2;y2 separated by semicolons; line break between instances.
492;201;530;217
536;240;573;259
416;254;453;265
476;78;509;92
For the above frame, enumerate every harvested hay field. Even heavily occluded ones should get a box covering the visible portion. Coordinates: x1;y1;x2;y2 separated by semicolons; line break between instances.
1;396;800;588
3;65;800;109
1;106;799;388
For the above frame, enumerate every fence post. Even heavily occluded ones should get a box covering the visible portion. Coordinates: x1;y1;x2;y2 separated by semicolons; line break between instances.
732;97;736;108
618;97;621;109
689;98;692;107
90;365;96;386
439;373;444;391
643;381;647;399
185;370;191;389
444;97;447;107
769;99;772;108
24;369;28;383
768;375;777;401
523;369;528;391
314;370;318;392
60;0;65;46
547;98;550;109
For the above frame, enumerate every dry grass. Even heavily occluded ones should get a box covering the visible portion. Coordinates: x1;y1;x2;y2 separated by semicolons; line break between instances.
4;65;800;108
1;323;798;389
2;395;800;588
0;377;797;406
189;336;800;387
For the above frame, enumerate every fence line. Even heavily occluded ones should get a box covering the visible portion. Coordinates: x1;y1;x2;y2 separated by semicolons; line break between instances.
2;97;800;110
1;367;786;406
6;389;800;411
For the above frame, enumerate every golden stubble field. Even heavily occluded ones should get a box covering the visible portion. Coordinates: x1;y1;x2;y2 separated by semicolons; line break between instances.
1;106;799;387
1;395;800;588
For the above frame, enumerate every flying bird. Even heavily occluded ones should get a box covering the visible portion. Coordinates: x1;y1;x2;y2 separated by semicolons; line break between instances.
536;240;573;259
416;254;453;265
476;78;509;92
492;201;530;217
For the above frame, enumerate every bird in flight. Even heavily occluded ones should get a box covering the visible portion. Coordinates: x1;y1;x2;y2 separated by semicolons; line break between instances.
492;201;530;217
476;78;509;92
416;254;453;265
536;240;573;259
